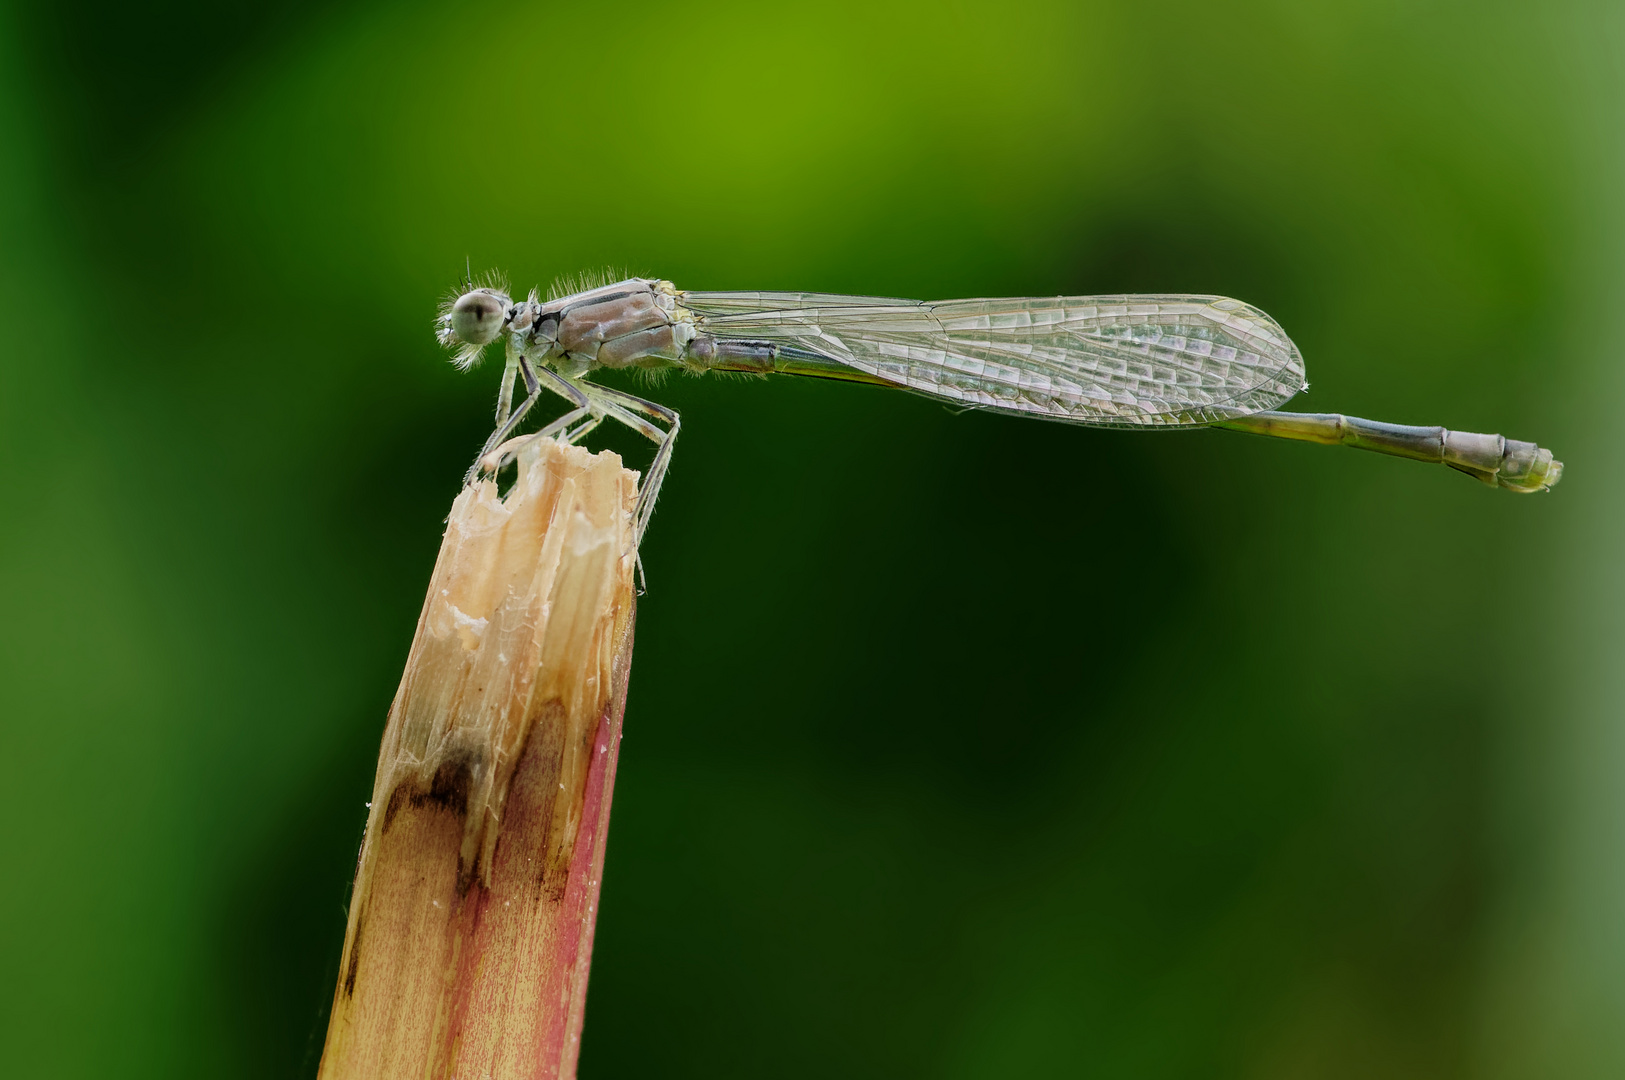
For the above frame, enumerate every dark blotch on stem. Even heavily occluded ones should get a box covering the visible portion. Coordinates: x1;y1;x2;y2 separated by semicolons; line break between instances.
341;910;365;999
380;753;479;833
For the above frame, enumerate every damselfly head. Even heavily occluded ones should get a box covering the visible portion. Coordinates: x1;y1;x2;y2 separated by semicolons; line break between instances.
437;286;512;369
447;288;510;345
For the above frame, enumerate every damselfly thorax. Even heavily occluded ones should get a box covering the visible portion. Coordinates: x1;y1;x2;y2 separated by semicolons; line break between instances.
438;275;1563;545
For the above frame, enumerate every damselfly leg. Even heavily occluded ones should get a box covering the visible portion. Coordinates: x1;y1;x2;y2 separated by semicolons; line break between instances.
576;382;680;544
466;353;547;484
466;360;588;483
472;356;679;544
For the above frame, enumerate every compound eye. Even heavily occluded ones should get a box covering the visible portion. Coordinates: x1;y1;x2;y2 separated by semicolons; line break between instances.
449;291;507;345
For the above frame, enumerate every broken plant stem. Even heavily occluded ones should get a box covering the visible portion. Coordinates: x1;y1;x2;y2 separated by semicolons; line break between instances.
318;437;639;1080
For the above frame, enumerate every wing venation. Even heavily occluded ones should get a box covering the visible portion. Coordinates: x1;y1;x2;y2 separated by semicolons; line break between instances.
680;291;1306;426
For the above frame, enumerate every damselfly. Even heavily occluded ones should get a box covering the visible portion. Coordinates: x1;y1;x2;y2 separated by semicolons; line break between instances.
439;275;1563;541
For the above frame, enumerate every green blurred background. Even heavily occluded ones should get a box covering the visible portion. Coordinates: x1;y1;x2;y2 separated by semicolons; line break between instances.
1;0;1620;1075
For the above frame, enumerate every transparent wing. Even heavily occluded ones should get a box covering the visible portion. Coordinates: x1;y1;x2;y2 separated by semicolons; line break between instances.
680;291;1306;426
